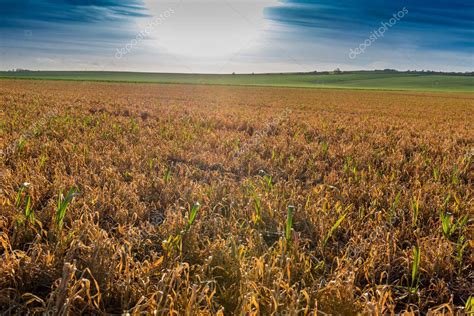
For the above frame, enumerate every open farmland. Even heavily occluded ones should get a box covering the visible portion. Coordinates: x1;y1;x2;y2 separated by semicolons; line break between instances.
0;80;473;314
1;71;473;93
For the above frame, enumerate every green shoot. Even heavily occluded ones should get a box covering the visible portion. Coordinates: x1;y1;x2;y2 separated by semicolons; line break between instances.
15;191;22;207
183;202;200;234
163;201;201;256
466;296;473;315
455;236;468;272
15;182;30;207
352;166;358;179
411;195;420;228
440;213;468;239
305;194;311;210
387;191;401;224
15;183;35;225
321;141;329;158
17;138;26;152
163;167;171;183
130;118;139;133
24;195;35;224
451;166;459;185
148;158;154;171
324;213;347;247
263;175;273;192
411;246;421;292
39;155;47;168
442;194;451;208
252;195;262;224
15;189;24;207
432;166;439;181
343;156;351;173
55;188;77;231
285;205;294;244
16;193;35;226
271;148;277;161
440;212;453;238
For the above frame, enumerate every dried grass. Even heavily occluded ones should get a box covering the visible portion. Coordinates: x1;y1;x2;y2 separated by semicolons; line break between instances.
0;80;472;314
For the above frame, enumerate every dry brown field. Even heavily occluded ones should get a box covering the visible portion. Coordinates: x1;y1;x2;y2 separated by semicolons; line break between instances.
1;80;473;314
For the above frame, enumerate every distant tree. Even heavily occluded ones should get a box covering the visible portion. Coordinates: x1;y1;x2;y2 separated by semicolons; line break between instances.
232;72;235;75
333;68;341;74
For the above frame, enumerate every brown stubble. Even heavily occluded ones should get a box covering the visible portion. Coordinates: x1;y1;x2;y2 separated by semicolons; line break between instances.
0;80;473;315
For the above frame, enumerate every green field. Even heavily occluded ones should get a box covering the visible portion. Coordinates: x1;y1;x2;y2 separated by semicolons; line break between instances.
1;71;473;92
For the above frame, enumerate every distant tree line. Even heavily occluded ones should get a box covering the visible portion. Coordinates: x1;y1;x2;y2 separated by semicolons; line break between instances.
304;69;474;76
7;68;33;72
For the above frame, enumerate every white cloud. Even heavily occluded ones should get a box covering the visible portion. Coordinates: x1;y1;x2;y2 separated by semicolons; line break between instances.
139;0;279;58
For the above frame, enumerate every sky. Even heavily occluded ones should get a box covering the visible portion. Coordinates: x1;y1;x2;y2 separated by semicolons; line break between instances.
0;0;473;73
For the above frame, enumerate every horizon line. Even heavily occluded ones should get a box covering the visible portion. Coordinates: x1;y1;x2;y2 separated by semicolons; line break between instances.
2;69;473;76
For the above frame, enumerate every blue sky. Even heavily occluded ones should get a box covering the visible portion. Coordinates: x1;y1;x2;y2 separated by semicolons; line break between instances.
0;0;472;73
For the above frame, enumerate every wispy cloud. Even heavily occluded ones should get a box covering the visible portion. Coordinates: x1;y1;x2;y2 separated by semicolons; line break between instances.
264;0;474;54
0;0;150;70
0;0;148;26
